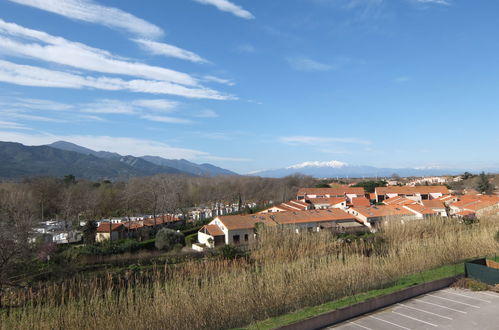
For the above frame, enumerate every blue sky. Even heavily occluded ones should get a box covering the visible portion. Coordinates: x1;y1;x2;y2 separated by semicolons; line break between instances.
0;0;498;174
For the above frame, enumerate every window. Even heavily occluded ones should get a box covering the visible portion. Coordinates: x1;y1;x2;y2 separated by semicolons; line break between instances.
244;234;249;241
233;235;240;244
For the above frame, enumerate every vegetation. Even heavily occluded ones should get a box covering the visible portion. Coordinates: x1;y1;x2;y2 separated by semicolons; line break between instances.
352;180;387;193
154;228;185;251
1;214;498;329
476;171;494;194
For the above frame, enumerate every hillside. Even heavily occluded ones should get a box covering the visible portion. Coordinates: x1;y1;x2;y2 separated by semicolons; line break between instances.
0;141;185;180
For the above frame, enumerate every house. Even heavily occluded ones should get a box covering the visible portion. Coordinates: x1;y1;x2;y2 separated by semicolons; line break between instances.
382;196;417;206
348;197;371;208
259;200;310;213
96;223;127;242
308;197;346;209
374;186;450;203
347;205;419;228
197;209;362;248
297;186;365;202
402;204;439;218
449;195;499;218
421;199;448;217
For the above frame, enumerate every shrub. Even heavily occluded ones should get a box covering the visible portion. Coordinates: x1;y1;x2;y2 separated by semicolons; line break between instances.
155;228;185;251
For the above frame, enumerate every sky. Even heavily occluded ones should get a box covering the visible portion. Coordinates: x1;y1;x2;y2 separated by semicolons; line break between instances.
0;0;498;174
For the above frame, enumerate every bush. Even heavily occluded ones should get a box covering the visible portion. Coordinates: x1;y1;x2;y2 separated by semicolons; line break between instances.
155;228;185;251
218;245;245;260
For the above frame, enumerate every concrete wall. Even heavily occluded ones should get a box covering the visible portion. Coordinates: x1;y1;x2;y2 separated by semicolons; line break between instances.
278;275;463;330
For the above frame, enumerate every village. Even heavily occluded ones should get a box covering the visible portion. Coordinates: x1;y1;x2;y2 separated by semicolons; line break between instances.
30;175;499;251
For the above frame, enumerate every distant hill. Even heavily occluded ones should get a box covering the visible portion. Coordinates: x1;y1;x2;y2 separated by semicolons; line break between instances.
47;141;237;177
141;156;237;176
0;141;186;180
251;160;466;178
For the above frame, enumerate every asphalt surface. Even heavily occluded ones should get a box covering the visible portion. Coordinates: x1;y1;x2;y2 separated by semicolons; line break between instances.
329;288;499;330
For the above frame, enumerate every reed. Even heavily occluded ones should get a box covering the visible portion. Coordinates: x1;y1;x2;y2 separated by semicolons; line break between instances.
1;215;498;330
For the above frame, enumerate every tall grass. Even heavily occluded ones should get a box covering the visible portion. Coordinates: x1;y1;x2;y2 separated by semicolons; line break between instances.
1;215;498;330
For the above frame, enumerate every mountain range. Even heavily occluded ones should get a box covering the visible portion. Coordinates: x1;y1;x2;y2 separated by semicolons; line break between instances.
251;160;472;178
0;141;237;180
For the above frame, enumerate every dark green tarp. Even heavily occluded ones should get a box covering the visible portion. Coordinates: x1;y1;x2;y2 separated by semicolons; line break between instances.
465;258;499;286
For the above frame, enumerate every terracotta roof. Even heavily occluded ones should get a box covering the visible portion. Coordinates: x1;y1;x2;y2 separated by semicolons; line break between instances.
403;204;438;215
259;200;309;213
350;205;414;218
309;197;346;205
422;200;445;209
203;224;224;236
123;222;143;230
97;223;123;233
383;196;417;205
375;186;450;195
350;197;371;207
456;210;476;217
217;209;356;230
369;193;376;200
297;186;365;197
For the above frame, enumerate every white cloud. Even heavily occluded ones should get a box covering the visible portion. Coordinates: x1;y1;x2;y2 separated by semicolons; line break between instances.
0;19;197;86
0;120;29;129
194;0;255;19
0;59;233;99
195;109;219;118
80;99;136;114
414;0;450;5
0;131;209;159
6;0;164;38
132;99;179;112
286;56;334;72
394;76;411;83
1;110;67;123
133;39;208;64
0;98;73;111
141;115;192;124
280;136;372;145
202;75;235;86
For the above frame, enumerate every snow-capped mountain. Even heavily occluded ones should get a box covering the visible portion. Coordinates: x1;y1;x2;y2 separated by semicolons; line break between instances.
251;160;465;178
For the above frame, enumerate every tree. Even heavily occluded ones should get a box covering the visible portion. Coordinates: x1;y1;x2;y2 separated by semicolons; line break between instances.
476;172;493;194
155;228;185;251
82;220;98;244
463;172;473;180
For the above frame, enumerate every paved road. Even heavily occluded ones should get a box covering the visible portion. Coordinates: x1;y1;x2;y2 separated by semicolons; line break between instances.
329;288;499;330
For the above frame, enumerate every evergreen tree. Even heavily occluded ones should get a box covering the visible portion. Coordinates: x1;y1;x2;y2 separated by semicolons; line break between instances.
82;220;97;244
476;172;493;194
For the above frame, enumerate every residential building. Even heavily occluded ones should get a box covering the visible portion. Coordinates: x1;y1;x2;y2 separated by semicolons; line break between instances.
297;186;365;202
96;223;127;242
197;209;362;248
259;200;310;213
308;197;347;209
375;186;450;203
347;205;419;228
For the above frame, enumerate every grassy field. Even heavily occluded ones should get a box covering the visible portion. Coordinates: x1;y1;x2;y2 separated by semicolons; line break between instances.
1;215;498;330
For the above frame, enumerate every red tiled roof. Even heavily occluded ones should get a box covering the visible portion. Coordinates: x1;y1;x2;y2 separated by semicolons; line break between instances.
350;197;371;207
97;223;123;233
376;186;450;195
403;204;438;215
350;205;414;218
217;209;356;230
383;196;417;205
297;186;365;197
203;224;224;236
422;200;445;209
309;197;346;205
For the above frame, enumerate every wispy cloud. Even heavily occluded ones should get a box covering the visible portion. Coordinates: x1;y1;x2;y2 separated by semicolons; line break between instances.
141;115;192;124
0;120;29;130
0;19;196;86
202;75;235;86
0;98;73;111
0;59;232;100
195;109;219;118
394;76;411;83
235;43;256;54
194;0;255;19
133;39;208;64
280;136;372;145
413;0;450;5
286;56;334;72
6;0;164;38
